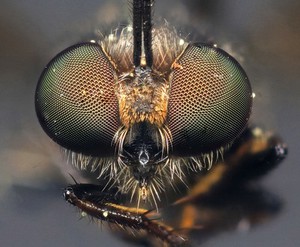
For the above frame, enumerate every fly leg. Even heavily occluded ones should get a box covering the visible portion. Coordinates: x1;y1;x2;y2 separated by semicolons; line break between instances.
174;127;287;242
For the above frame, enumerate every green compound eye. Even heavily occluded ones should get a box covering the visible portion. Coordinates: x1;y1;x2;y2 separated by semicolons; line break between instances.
35;43;119;156
168;43;253;156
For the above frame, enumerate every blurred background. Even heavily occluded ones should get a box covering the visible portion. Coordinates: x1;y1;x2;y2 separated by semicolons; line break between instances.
0;0;299;246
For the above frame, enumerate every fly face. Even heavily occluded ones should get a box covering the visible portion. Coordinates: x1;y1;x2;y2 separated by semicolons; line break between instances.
35;0;252;206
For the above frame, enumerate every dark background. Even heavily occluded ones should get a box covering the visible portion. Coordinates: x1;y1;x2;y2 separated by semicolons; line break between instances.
0;0;299;246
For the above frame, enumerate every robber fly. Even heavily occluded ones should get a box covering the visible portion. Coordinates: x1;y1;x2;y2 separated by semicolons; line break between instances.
35;0;287;246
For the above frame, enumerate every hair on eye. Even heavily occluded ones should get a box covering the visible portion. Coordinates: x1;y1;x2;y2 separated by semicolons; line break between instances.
63;183;188;246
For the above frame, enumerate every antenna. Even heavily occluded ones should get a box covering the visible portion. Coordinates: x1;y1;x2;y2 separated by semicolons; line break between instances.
132;0;153;68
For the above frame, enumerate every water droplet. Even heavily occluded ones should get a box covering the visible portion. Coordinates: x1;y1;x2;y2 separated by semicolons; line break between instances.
108;34;114;41
179;39;185;46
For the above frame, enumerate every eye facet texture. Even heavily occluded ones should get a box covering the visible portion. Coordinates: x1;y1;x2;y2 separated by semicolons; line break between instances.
35;43;119;156
168;43;252;156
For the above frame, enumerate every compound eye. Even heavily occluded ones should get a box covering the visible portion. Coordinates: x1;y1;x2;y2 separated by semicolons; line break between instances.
35;43;120;156
168;43;252;156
